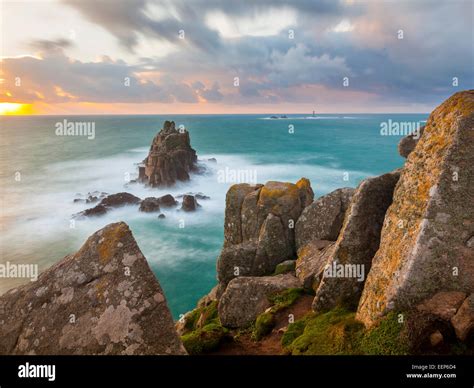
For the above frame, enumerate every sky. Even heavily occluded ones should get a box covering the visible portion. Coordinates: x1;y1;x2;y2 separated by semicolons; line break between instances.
0;0;473;114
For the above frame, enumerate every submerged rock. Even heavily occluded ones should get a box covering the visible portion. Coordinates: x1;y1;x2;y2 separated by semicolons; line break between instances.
0;222;186;355
357;91;474;327
218;274;301;328
143;121;198;187
181;195;199;212
139;197;161;213
76;192;141;217
158;194;178;207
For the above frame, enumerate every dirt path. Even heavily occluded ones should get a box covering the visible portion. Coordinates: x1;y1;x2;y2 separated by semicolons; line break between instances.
208;294;313;355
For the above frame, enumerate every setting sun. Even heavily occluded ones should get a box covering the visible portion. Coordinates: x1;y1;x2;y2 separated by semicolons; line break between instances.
0;103;33;115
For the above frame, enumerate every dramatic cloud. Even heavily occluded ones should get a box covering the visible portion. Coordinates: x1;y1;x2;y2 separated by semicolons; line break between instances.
2;0;473;111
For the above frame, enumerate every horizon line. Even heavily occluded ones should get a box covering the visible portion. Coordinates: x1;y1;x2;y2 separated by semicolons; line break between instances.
1;112;431;117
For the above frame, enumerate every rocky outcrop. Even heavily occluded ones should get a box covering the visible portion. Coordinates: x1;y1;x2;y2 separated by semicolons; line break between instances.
139;197;161;213
217;274;301;328
295;187;354;251
216;179;314;288
0;222;186;355
357;91;474;327
312;170;400;311
143;121;198;187
181;195;199;212
77;192;141;217
158;194;178;207
398;126;425;158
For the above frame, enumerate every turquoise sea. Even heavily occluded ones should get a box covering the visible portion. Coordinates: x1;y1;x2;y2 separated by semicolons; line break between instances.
0;113;427;318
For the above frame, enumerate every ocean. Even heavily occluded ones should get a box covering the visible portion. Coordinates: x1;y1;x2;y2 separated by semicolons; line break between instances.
0;113;427;319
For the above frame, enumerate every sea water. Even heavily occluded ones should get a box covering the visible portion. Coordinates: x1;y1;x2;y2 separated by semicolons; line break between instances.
0;113;427;318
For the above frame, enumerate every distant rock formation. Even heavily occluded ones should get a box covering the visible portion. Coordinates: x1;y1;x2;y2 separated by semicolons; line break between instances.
181;195;199;212
0;222;186;355
357;90;474;327
216;179;314;289
77;192;141;217
142;120;198;187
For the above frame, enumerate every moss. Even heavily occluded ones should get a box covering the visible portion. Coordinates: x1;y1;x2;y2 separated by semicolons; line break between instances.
273;261;296;275
183;300;219;333
252;312;276;341
181;323;228;355
359;312;409;355
268;288;304;310
282;308;410;355
251;288;304;341
284;308;364;355
180;301;228;354
281;315;309;348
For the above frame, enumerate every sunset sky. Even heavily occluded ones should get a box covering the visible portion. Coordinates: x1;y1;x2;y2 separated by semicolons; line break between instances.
1;0;473;115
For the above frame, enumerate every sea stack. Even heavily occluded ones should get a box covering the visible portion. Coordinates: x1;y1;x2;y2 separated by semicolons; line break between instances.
142;120;198;187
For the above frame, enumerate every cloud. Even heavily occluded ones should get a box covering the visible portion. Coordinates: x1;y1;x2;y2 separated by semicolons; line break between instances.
3;0;473;110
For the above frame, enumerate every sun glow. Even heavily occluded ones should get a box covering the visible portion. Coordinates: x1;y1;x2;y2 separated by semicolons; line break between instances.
0;103;33;115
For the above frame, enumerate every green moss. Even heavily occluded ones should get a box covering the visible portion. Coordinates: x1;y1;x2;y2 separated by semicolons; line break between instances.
282;308;410;355
268;288;304;310
181;323;228;355
252;312;276;341
284;308;364;355
359;312;409;355
251;288;305;341
180;301;227;354
281;316;309;348
273;261;296;275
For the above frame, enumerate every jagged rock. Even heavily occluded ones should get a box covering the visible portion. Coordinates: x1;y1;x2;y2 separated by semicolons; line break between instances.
296;240;335;290
0;222;186;355
158;214;166;219
295;187;355;251
77;192;141;217
158;194;177;207
313;170;400;312
398;126;425;158
143;121;198;187
451;294;474;341
207;158;217;163
416;291;466;321
139;197;161;213
218;274;301;328
181;195;199;212
357;91;474;327
217;179;314;288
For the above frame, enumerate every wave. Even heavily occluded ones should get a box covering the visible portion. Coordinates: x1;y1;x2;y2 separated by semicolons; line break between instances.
0;149;370;296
